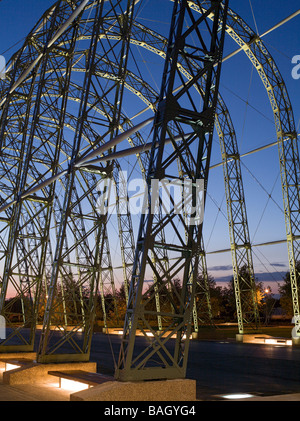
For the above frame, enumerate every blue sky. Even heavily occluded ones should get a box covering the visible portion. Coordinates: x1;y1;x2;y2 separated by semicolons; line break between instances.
0;0;299;293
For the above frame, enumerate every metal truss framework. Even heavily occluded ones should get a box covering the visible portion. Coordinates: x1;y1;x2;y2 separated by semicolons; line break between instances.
0;0;298;379
0;1;224;358
192;0;300;333
0;0;140;360
116;0;229;381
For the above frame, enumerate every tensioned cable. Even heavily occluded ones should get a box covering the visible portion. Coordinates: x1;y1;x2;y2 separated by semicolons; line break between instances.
220;84;275;126
251;246;286;286
1;4;298;249
240;160;283;214
0;38;27;56
134;0;149;21
137;16;170;26
239;65;254;152
249;0;259;35
221;9;300;64
204;160;284;258
205;152;284;251
251;171;281;243
0;0;91;109
205;192;227;249
136;43;161;93
262;40;291;61
207;237;300;255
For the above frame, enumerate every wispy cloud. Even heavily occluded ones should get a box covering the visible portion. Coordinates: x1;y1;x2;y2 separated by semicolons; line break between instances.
213;271;286;283
270;263;287;268
209;265;233;271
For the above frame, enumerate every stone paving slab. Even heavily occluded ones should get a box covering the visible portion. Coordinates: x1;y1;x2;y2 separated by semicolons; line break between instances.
1;370;300;402
0;372;70;401
1;354;300;402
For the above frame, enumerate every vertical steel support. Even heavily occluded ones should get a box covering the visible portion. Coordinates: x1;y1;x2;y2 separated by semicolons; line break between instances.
215;97;260;333
221;7;300;335
0;1;79;351
116;0;229;382
37;0;107;362
193;244;213;329
37;0;137;363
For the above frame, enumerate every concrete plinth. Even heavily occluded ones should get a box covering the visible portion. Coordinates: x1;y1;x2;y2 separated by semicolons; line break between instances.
2;361;97;385
292;336;300;346
237;333;269;344
70;378;197;401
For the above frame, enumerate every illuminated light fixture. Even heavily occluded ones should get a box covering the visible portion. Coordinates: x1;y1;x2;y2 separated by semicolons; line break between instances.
264;338;292;346
222;393;255;400
60;378;89;392
5;363;21;371
265;339;279;345
182;334;192;340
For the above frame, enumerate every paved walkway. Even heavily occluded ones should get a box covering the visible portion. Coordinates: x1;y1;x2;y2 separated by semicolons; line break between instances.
1;371;300;401
1;335;300;401
0;371;70;401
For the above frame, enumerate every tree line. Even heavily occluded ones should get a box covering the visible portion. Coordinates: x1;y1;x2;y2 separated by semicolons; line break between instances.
3;262;299;326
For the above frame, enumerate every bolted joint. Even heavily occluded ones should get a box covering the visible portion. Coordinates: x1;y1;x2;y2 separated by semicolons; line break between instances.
156;95;180;124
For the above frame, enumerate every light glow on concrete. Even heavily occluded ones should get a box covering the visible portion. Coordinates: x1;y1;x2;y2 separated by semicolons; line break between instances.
264;338;292;346
60;378;89;392
5;363;21;371
222;393;255;400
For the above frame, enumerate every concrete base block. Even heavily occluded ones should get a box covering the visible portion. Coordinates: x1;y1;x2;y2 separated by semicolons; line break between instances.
236;333;244;342
3;361;97;385
239;334;270;344
0;352;37;370
292;336;300;346
70;378;197;401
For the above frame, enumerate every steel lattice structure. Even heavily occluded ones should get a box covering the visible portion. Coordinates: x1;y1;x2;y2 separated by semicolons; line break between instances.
0;0;299;381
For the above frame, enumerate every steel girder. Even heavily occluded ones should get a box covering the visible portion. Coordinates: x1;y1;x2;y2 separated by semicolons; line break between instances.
0;0;298;368
189;0;300;334
106;19;260;331
0;0;139;359
215;98;260;333
86;18;258;333
0;0;82;351
37;0;138;363
0;18;201;355
92;19;259;331
116;0;229;381
108;19;260;331
0;0;260;356
0;68;152;354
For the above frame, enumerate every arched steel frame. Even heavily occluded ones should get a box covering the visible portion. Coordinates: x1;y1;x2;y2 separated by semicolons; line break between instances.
0;11;257;356
0;0;298;374
190;0;300;335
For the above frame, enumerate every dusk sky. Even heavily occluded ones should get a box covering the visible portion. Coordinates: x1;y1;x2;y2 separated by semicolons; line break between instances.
0;0;299;294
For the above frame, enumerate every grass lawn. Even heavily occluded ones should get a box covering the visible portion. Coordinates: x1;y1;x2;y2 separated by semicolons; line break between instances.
196;325;293;340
